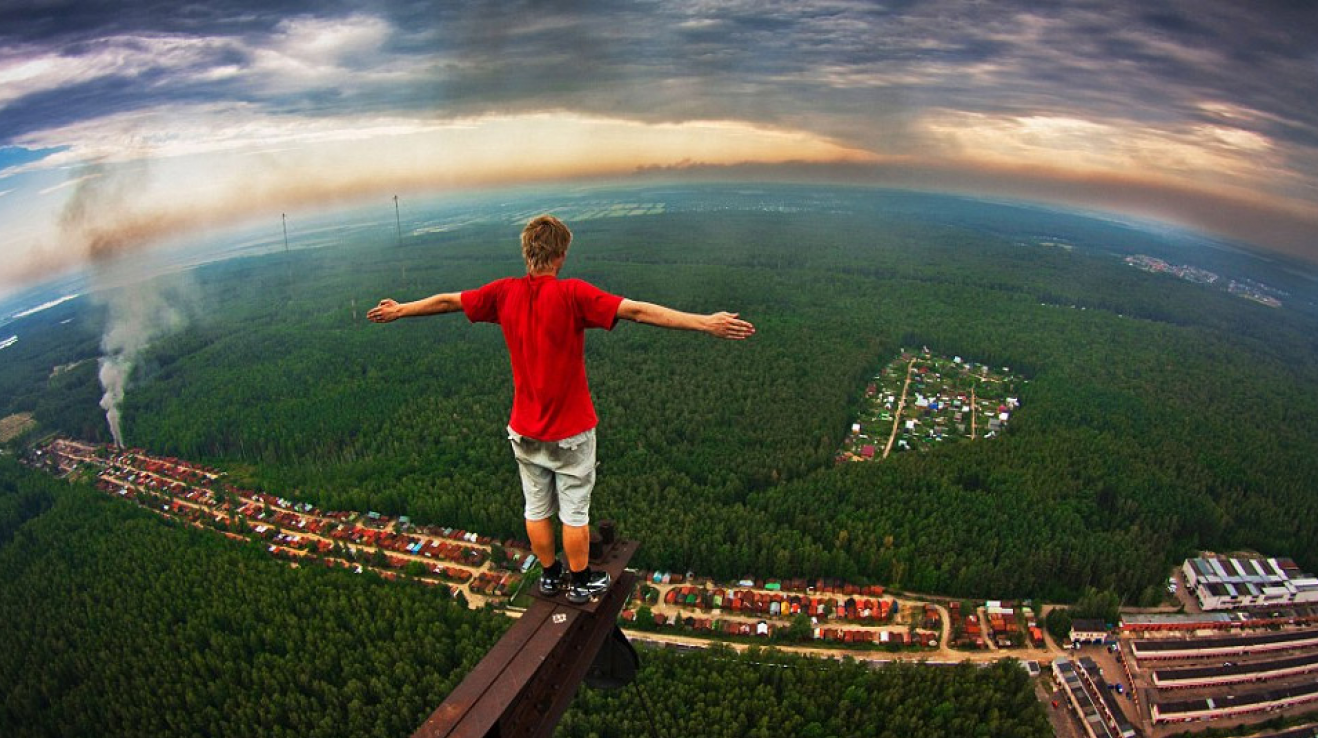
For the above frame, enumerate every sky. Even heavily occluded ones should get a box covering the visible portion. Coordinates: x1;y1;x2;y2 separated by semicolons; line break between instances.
3;0;1318;296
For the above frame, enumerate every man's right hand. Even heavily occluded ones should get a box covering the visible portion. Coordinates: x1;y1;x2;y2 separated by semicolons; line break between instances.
368;299;402;323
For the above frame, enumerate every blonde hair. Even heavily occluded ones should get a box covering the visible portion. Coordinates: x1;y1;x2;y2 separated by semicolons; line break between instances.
521;215;572;273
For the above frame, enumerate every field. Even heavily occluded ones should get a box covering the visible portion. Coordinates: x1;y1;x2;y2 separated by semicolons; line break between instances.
0;413;36;443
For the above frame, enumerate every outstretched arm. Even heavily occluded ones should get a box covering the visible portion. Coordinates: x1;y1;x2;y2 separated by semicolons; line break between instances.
616;299;755;340
367;293;463;322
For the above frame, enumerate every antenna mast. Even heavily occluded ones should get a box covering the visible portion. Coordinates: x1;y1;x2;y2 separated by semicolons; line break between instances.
394;195;402;248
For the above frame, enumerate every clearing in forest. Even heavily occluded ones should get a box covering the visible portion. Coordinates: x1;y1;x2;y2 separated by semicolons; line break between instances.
0;412;37;443
838;349;1026;462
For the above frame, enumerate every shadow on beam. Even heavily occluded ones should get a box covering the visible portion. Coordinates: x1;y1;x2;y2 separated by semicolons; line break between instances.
413;540;640;738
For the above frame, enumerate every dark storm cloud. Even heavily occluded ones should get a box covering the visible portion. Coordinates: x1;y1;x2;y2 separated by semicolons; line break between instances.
5;0;1315;149
3;72;239;142
1017;2;1316;135
486;0;1318;160
0;0;322;41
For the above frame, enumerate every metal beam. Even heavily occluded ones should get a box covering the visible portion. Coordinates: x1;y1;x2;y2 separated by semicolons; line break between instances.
412;540;639;738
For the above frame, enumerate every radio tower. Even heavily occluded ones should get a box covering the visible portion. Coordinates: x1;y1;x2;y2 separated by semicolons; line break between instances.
394;195;402;247
281;213;293;285
395;195;407;285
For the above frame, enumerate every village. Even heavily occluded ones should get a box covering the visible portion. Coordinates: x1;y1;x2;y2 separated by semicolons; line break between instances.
839;348;1025;462
27;438;1318;738
30;437;1053;657
1123;254;1286;308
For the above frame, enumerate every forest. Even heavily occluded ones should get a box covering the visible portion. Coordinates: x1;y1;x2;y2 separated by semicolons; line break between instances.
0;458;1049;737
3;185;1317;606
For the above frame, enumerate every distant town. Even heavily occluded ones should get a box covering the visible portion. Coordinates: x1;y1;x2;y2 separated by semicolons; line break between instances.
1124;255;1286;308
25;438;1318;738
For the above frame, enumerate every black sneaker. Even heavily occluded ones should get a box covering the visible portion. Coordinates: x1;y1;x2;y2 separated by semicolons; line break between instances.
566;568;611;604
539;563;564;597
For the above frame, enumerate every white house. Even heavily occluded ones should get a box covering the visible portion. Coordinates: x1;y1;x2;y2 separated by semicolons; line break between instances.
1069;619;1108;644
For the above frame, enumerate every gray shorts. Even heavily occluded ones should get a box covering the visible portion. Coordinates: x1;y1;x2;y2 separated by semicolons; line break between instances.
508;426;597;527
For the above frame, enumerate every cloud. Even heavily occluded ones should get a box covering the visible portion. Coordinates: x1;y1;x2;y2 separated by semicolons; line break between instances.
246;14;416;93
1;0;1317;283
917;110;1300;198
13;102;877;175
0;34;241;107
38;172;103;195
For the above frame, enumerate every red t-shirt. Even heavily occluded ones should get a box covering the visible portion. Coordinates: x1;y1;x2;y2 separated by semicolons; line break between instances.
462;275;624;441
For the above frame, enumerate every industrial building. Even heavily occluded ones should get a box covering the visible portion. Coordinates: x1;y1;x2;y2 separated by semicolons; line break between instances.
1152;681;1318;725
1151;653;1318;689
1182;555;1318;611
1130;628;1318;661
1052;658;1136;738
1119;607;1318;634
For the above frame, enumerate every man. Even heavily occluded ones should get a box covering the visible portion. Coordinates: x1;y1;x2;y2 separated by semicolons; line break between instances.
369;215;754;603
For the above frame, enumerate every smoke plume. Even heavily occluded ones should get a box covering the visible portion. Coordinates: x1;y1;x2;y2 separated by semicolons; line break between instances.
95;284;186;446
60;157;190;447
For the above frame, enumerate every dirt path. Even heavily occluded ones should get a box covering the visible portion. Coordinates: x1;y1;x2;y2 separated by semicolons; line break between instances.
624;626;1052;665
638;581;1063;664
978;606;999;651
971;386;977;439
647;597;909;639
882;357;919;459
933;601;951;649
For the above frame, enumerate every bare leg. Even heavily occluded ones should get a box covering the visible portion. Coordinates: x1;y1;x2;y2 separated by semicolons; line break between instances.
525;517;557;565
562;523;590;573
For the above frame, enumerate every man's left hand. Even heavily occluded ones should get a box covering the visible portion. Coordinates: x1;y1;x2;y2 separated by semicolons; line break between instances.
708;312;755;340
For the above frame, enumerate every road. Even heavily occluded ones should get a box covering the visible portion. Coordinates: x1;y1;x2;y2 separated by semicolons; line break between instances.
638;580;1060;664
882;356;918;459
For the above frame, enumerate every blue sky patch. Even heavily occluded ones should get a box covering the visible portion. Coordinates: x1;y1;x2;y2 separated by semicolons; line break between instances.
0;145;69;171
